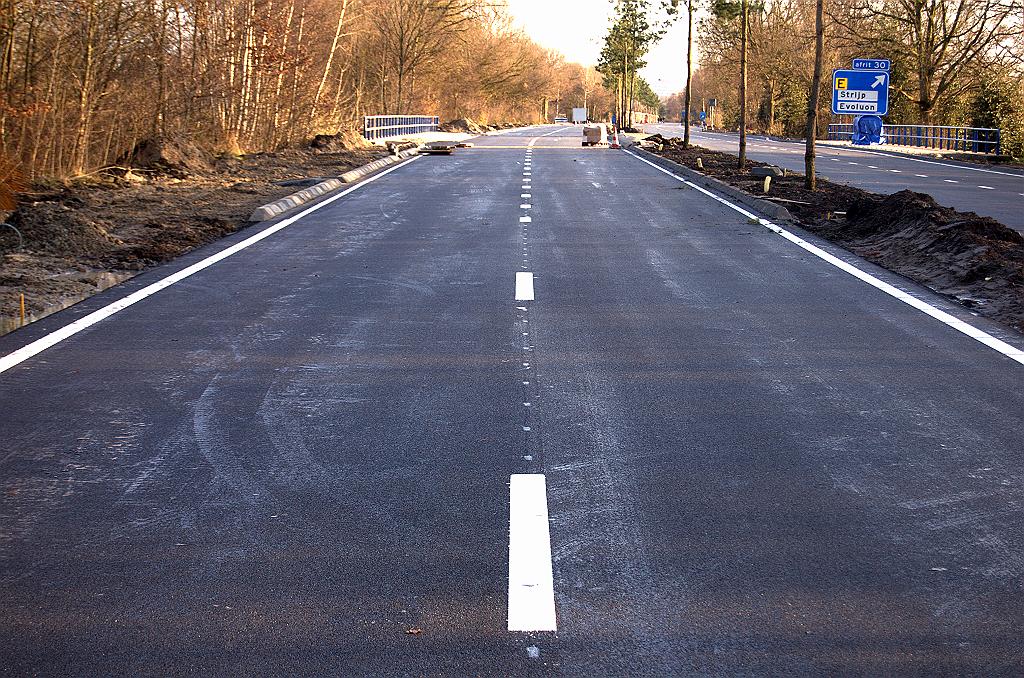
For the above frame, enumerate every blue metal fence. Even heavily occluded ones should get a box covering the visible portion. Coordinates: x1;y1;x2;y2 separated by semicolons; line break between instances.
363;115;440;140
826;123;1001;154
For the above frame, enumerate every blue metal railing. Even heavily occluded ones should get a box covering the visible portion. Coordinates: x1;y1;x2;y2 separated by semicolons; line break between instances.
826;123;1001;154
363;115;440;140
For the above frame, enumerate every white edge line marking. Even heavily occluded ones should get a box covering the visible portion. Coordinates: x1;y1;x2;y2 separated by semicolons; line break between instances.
515;272;535;301
625;150;1024;365
508;473;556;632
0;156;423;375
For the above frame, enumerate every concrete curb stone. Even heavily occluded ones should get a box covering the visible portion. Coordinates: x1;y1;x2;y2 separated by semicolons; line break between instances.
627;146;795;222
248;147;421;222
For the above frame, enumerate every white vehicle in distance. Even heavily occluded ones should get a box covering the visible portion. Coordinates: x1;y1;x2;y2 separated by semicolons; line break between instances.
554;115;568;123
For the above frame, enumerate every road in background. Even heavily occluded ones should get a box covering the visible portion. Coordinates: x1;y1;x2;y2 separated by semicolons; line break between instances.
642;123;1024;232
1;125;1023;674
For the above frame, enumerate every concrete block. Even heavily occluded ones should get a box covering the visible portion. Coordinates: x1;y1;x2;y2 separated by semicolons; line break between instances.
751;166;785;178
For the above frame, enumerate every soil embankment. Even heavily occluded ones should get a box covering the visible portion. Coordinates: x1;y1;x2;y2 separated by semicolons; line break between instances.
645;134;1024;333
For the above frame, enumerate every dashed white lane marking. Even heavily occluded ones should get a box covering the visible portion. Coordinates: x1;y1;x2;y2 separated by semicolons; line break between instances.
520;216;532;223
524;172;532;176
848;162;859;165
0;156;422;375
515;272;535;301
915;174;929;178
684;127;1024;178
889;169;901;173
625;150;1024;366
521;194;532;198
867;165;878;169
944;179;959;183
830;146;1024;177
508;473;557;632
978;185;995;190
521;204;532;209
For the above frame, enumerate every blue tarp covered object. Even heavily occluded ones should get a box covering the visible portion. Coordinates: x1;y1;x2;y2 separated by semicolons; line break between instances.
851;115;885;145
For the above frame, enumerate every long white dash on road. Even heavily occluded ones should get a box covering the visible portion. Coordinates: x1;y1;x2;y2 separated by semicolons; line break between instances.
508;474;557;632
625;150;1024;366
515;272;535;301
0;156;422;376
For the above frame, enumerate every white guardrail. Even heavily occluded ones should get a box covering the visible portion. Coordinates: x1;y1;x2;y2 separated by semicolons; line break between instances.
363;115;439;141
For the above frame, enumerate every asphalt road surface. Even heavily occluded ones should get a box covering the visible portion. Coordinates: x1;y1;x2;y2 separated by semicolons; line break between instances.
2;125;1023;676
642;123;1024;232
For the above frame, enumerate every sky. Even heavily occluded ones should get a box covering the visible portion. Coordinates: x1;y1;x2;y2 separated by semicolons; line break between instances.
503;0;693;97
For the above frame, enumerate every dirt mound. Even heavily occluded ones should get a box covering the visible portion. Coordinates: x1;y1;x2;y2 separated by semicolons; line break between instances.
439;118;486;134
820;191;1024;326
2;201;122;258
310;128;371;152
121;136;213;176
845;190;1024;245
116;217;238;266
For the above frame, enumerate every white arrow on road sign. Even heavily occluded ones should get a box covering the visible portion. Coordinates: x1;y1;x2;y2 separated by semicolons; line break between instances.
871;75;885;88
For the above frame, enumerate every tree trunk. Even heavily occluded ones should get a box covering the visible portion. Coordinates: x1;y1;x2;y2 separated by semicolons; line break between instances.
804;0;825;190
738;0;747;168
310;0;349;125
71;0;97;176
683;0;693;148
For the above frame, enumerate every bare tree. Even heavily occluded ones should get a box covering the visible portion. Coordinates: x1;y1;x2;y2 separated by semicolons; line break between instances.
371;0;476;113
805;0;825;190
738;0;747;167
839;0;1022;123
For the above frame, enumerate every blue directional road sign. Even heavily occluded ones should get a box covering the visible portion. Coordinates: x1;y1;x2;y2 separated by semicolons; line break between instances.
853;58;891;71
699;111;706;121
832;69;889;115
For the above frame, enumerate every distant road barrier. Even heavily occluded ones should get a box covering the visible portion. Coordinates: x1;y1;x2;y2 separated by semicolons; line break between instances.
363;115;439;140
827;124;1001;154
